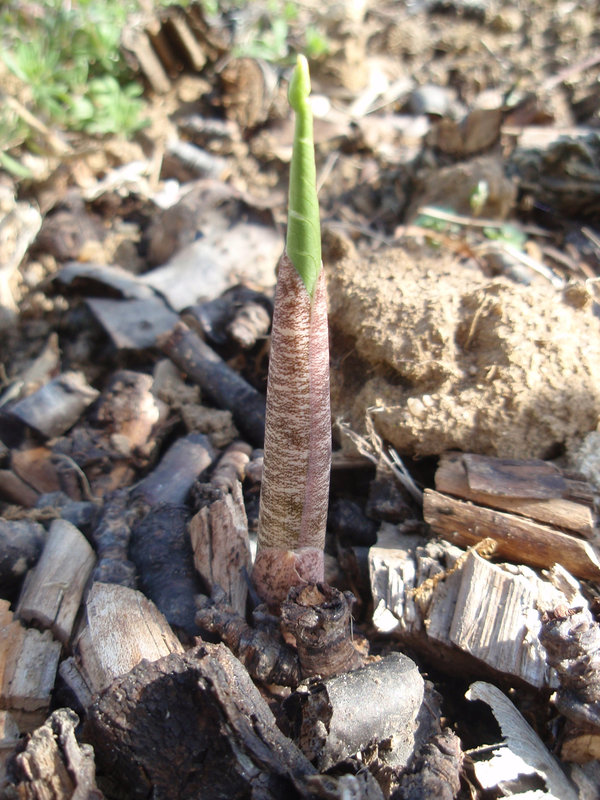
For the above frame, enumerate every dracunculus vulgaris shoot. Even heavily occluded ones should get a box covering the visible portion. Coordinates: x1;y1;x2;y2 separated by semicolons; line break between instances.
252;55;331;606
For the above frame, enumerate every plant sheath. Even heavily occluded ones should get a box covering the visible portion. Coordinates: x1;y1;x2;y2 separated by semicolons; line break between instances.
253;55;331;605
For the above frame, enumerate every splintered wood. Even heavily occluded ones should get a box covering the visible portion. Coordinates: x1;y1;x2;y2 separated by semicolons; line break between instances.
424;452;600;580
61;583;183;709
369;522;590;688
0;601;61;730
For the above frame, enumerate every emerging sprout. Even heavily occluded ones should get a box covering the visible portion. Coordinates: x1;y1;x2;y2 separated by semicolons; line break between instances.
252;55;331;606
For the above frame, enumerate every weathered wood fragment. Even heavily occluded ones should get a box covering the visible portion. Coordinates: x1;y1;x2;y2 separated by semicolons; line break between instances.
195;589;300;686
5;708;104;800
16;519;95;644
121;26;171;94
368;523;579;688
0;600;62;730
90;489;136;586
285;652;424;771
83;643;317;800
0;519;46;599
11;446;61;496
466;681;579;800
162;6;206;72
130;503;203;636
394;729;463;800
159;320;266;446
189;479;251;616
435;452;594;537
60;582;183;709
134;432;214;506
8;372;99;439
86;296;178;350
433;549;548;687
539;606;600;762
55;261;156;299
0;470;39;507
423;488;600;581
281;584;363;679
0;710;20;788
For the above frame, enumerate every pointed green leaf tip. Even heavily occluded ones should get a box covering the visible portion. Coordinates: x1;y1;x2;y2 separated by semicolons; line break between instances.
286;54;321;297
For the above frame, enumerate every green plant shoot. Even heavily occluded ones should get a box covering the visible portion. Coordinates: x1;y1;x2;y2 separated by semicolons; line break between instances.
286;54;321;297
252;54;331;607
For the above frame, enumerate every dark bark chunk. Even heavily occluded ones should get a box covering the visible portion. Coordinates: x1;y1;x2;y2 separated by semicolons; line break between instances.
83;643;316;800
392;729;463;800
159;321;265;446
281;583;363;679
0;519;46;600
285;652;424;771
195;589;300;686
129;503;202;636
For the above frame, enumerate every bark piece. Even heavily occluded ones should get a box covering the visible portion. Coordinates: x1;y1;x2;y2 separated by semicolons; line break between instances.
16;519;95;644
12;446;62;495
539;606;600;762
306;769;385;800
159;320;266;446
130;503;203;635
0;520;46;599
129;434;216;635
435;452;594;537
466;681;579;800
0;710;20;788
83;643;316;800
281;583;363;679
162;7;206;72
209;439;252;491
285;652;424;771
220;57;280;129
0;600;62;730
0;470;39;507
6;708;104;800
186;285;272;349
86;296;178;350
121;26;171;94
134;432;215;506
90;489;136;586
8;373;99;439
423;488;600;581
189;480;251;616
393;729;463;800
60;582;183;708
195;589;300;686
48;369;168;500
55;261;156;300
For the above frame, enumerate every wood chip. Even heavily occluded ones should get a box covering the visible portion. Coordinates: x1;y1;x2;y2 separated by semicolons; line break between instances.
423;488;600;581
0;600;62;731
61;582;183;707
16;519;96;644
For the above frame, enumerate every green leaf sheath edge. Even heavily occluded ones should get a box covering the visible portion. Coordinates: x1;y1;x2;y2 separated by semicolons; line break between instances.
286;54;321;298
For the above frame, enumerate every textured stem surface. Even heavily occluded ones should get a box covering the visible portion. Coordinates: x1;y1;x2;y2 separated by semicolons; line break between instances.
253;252;331;604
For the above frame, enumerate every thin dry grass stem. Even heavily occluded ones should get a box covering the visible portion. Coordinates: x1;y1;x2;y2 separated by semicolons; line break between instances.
336;408;424;505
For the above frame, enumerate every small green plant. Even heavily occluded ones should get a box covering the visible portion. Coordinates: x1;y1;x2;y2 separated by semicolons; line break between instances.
230;0;329;64
252;55;331;606
1;0;152;147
